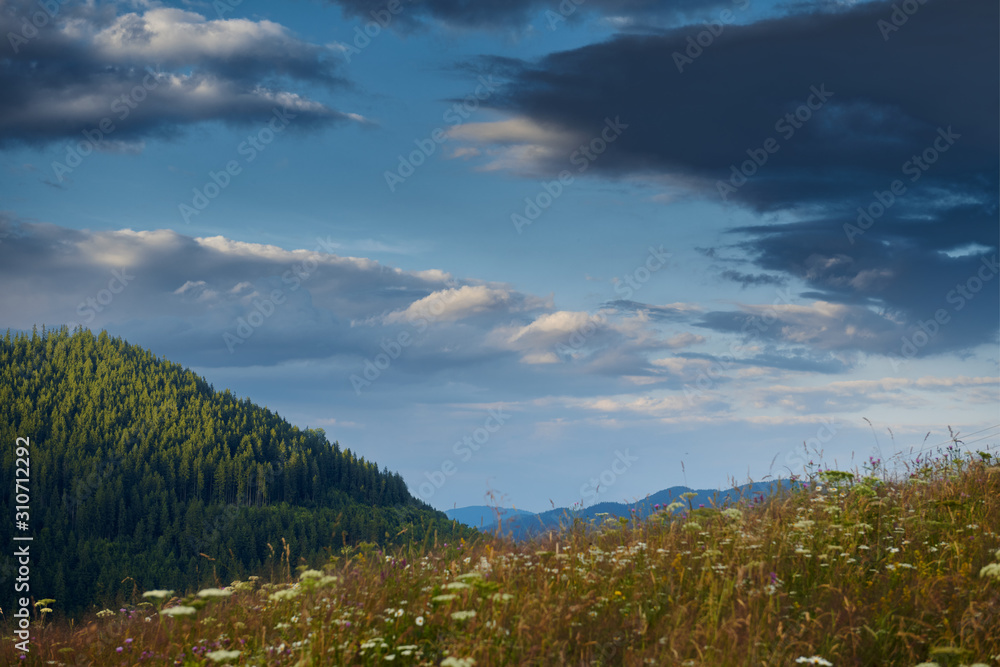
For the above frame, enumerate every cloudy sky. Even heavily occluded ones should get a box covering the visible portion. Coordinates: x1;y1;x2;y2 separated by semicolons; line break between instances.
1;0;997;512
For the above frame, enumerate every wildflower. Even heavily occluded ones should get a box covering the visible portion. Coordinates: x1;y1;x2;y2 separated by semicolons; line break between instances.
980;562;1000;579
206;649;242;663
450;610;476;621
431;594;458;603
142;590;174;600
795;657;833;666
97;609;115;618
197;588;232;599
441;658;475;667
159;606;197;618
299;569;324;580
269;589;299;602
415;616;425;626
444;582;470;590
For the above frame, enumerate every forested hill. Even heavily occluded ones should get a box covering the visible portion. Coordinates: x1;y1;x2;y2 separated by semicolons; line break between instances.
0;327;471;615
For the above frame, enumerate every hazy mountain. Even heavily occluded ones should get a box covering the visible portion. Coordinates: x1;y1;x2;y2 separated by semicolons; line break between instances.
449;480;801;540
444;505;536;528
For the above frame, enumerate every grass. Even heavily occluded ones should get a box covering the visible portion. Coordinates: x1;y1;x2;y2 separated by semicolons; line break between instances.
4;448;1000;666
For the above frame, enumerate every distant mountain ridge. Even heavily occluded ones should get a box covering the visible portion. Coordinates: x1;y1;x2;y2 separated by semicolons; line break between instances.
446;480;801;540
444;505;536;528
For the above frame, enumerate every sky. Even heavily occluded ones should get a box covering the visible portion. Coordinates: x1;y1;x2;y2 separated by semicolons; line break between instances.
0;0;997;513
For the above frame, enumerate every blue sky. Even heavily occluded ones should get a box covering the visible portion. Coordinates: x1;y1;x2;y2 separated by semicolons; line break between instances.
1;0;998;512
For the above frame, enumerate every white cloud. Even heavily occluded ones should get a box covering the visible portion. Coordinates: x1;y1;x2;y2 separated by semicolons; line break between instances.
383;285;521;325
0;2;358;146
446;117;582;174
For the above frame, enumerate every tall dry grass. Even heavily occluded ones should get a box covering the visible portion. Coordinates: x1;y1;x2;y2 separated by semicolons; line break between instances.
4;449;999;666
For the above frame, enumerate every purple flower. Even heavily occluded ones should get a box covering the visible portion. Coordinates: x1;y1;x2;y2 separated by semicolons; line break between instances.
125;638;133;644
116;647;123;653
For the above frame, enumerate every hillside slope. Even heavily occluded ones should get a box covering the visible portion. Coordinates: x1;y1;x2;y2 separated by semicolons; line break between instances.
0;327;472;614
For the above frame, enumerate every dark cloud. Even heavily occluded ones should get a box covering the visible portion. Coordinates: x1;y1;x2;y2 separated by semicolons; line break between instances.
677;350;850;374
458;0;998;356
605;299;701;321
472;0;996;210
722;207;1000;354
326;0;734;30
0;1;356;147
720;270;787;288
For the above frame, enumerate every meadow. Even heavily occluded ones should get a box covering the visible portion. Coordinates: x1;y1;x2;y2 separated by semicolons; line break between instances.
5;446;999;666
